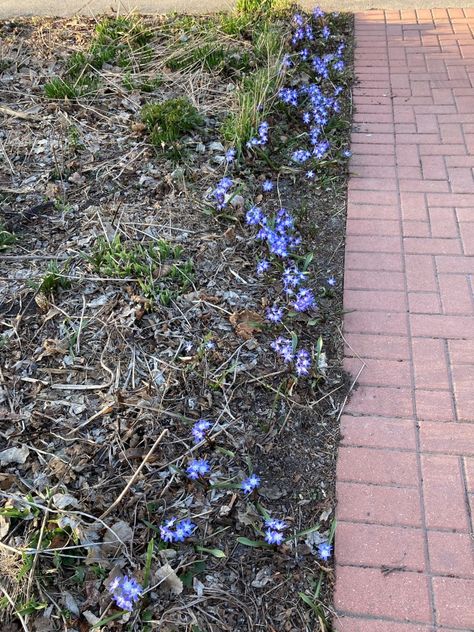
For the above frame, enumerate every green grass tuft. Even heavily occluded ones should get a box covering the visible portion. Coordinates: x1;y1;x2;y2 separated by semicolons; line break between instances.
141;97;202;146
94;16;152;49
89;235;193;305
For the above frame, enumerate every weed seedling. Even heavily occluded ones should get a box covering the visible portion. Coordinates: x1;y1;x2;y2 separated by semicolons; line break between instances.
0;222;16;250
37;262;71;296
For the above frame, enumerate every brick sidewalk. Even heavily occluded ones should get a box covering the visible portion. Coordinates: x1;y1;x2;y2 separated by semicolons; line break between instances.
335;8;474;631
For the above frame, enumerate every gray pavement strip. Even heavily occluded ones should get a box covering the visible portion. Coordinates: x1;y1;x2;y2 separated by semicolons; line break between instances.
3;0;474;19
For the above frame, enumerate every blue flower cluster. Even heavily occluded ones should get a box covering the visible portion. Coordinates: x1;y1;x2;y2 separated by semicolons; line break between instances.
192;419;211;443
160;517;197;543
187;458;211;479
197;5;345;557
250;207;301;259
211;177;234;210
264;518;287;545
270;337;313;376
242;474;261;494
246;121;269;149
244;201;317;373
108;575;143;611
278;10;350;169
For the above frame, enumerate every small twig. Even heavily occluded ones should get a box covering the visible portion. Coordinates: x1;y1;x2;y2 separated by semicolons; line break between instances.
67;401;115;436
0;254;69;261
75;294;87;354
25;498;50;604
0;104;37;120
99;429;169;520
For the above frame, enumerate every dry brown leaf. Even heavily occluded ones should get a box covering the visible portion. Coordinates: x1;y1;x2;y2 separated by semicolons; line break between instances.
35;292;50;312
0;473;17;490
37;338;69;360
156;563;183;595
229;310;264;340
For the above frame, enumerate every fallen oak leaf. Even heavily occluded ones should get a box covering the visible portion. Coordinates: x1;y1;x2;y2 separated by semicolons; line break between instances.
229;310;264;340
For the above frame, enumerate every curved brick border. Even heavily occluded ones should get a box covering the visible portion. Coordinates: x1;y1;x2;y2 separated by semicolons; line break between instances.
335;8;474;631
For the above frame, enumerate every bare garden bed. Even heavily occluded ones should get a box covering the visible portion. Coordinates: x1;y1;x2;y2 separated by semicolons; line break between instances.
0;5;353;631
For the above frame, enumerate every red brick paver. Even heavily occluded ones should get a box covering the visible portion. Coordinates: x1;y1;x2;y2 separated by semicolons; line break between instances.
336;9;474;631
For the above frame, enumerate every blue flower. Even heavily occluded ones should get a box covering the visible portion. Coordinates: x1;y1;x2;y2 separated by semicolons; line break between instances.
343;149;352;158
218;177;233;191
174;519;196;541
282;265;306;289
259;121;269;137
266;305;284;323
186;458;210;480
108;575;143;611
211;177;233;210
292;149;312;163
318;541;333;561
322;25;331;40
327;276;336;286
241;474;260;494
309;126;321;145
306;170;315;179
295;349;311;376
265;529;284;545
178;518;196;537
264;517;287;545
192;419;211;443
276;208;295;231
256;259;270;276
313;140;330;160
300;48;310;61
225;147;236;162
293;12;304;26
267;232;289;258
262;179;274;192
313;7;325;18
246;206;265;226
160;517;196;543
160;525;175;542
265;518;286;530
271;337;294;363
279;87;299;107
293;288;316;312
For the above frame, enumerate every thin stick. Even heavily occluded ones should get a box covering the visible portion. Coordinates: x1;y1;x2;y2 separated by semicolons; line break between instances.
0;104;37;120
25;500;50;604
0;254;69;261
99;429;168;520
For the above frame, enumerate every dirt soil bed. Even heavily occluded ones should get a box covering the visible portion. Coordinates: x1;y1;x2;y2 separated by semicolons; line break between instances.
0;7;353;631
